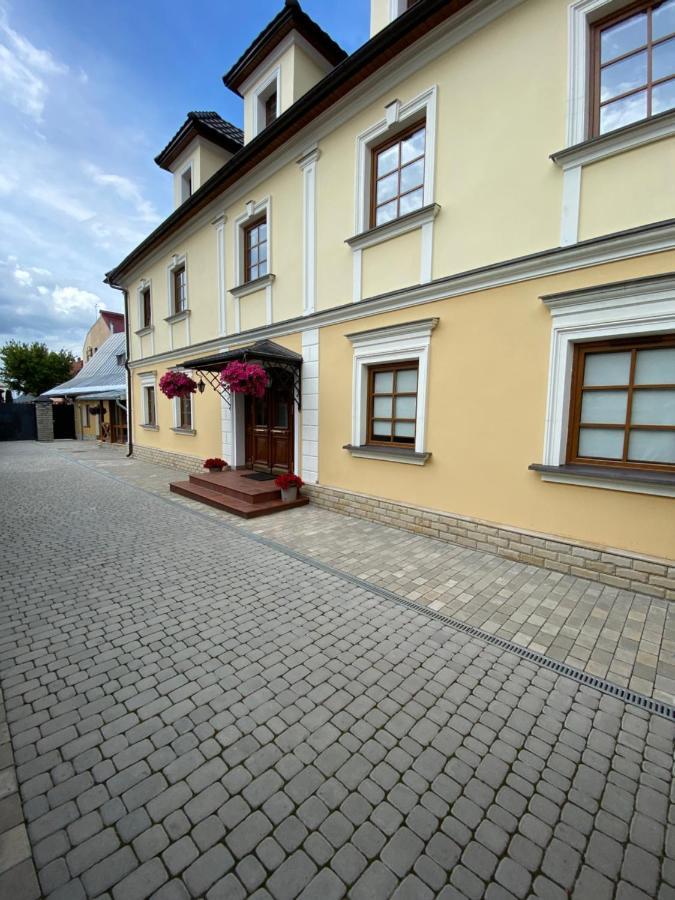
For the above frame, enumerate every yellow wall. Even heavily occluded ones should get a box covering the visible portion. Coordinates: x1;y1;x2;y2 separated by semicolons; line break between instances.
319;251;675;560
362;231;422;299
75;400;98;440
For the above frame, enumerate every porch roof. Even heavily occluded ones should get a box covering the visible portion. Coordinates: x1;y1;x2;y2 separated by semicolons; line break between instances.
77;390;126;401
183;339;302;372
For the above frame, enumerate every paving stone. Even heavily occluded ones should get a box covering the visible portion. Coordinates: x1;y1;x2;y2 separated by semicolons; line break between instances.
183;843;235;896
111;858;168;900
267;849;317;900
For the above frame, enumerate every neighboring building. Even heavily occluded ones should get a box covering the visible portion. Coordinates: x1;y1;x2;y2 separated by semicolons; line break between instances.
106;0;675;592
83;310;125;362
42;333;127;444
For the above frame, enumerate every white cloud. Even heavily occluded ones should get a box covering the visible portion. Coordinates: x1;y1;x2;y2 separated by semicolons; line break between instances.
13;266;31;286
52;285;101;316
28;184;94;222
84;163;159;224
0;10;67;120
36;285;48;295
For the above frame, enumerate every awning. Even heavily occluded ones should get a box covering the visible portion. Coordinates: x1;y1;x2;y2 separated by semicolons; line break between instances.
183;339;303;408
77;390;126;401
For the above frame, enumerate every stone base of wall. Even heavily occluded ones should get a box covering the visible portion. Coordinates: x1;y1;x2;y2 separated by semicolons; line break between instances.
133;443;204;474
303;483;675;600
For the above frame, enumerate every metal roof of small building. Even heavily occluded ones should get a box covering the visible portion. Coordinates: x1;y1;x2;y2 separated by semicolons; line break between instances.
42;333;127;398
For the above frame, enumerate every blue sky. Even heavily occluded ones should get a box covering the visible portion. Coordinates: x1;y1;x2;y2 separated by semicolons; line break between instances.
0;0;369;356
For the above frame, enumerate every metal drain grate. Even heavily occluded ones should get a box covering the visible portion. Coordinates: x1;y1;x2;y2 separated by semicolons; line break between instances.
244;472;277;482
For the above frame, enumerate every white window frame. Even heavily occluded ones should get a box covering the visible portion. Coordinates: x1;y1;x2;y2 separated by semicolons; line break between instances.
253;67;280;137
231;198;274;330
172;392;194;432
80;404;89;429
136;280;153;330
539;274;675;495
139;372;157;428
179;162;193;203
166;254;188;317
347;318;438;463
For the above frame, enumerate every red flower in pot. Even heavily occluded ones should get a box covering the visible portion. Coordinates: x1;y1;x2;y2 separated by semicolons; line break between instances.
203;458;227;473
275;473;304;502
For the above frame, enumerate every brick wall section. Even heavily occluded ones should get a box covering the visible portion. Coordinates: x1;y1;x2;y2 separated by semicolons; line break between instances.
34;401;53;442
303;483;675;601
133;443;204;474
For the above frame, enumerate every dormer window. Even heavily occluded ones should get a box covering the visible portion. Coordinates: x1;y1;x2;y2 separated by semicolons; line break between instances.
254;72;280;136
265;91;277;127
180;166;193;203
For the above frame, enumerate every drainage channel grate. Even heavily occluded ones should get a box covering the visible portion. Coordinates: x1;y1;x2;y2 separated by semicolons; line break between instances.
68;454;675;723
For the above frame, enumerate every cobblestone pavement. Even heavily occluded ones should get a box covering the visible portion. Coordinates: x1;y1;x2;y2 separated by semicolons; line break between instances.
2;442;673;900
56;442;675;704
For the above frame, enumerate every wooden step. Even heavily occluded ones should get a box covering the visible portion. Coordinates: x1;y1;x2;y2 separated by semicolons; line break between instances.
170;480;309;518
188;470;281;504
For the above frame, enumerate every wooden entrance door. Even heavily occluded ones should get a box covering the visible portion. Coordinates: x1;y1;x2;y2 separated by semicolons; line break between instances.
245;384;293;473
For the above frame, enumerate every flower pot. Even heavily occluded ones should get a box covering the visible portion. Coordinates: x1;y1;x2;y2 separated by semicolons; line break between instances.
280;486;298;502
206;466;223;473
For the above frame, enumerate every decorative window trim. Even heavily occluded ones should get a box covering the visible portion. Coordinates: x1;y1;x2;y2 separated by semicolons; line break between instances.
136;280;152;329
252;67;280;138
346;317;438;458
80;404;89;428
179;162;194;204
139;372;157;428
298;146;320;316
352;86;437;301
346;203;440;252
232;198;273;331
172;392;195;433
536;273;675;496
167;254;188;316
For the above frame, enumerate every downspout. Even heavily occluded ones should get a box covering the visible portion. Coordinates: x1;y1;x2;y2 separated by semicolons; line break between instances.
107;283;133;458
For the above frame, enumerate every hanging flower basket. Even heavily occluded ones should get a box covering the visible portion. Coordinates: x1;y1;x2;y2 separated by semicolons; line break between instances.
88;406;100;416
159;371;198;399
220;361;269;399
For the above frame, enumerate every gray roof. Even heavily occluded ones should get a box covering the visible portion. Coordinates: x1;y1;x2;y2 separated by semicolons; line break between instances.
43;333;127;398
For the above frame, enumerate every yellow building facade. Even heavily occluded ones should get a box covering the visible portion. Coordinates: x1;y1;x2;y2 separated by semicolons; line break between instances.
107;0;675;594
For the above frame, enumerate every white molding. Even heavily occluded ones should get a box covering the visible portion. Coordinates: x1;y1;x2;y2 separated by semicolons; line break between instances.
230;273;276;298
221;395;233;464
301;328;320;483
138;372;157;427
213;214;227;336
127;221;675;370
347;204;440;252
238;31;333;98
179;161;194;204
541;274;675;468
540;470;675;498
234;297;241;335
172;392;194;432
348;318;438;454
352;249;363;304
556;109;675;169
166;254;188;351
252;67;281;139
560;165;581;246
347;447;429;465
233;197;271;289
298;147;320;316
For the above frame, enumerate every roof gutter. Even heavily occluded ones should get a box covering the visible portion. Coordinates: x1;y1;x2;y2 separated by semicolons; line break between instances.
105;0;468;287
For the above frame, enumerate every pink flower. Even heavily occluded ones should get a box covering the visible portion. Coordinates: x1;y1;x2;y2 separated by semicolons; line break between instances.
158;371;198;399
220;361;269;398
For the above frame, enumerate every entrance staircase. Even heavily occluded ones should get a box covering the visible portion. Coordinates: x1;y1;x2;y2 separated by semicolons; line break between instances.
169;469;309;518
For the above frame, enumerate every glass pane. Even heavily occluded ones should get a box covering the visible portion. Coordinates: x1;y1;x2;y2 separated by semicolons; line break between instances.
250;246;258;265
377;144;399;177
653;77;675;114
395;396;416;418
373;397;392;417
401;127;425;164
254;399;268;426
578;427;624;459
248;226;259;246
258;259;268;277
258;223;267;242
634;347;675;383
399;188;424;216
249;264;259;281
600;51;647;102
376;200;398;226
600;90;647;133
396;369;418;392
628;429;675;463
583;351;631;386
653;37;675;80
374;371;394;392
275;401;289;429
258;245;267;263
631;389;675;425
580;390;628;424
601;12;647;62
653;0;675;40
377;172;398;204
400;159;424;194
372;419;392;437
394;421;415;438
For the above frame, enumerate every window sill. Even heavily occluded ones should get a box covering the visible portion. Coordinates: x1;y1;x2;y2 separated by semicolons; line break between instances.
165;309;191;325
529;463;675;498
343;444;431;466
140;424;159;431
229;274;275;298
551;109;675;170
346;203;440;252
171;427;196;436
135;326;154;337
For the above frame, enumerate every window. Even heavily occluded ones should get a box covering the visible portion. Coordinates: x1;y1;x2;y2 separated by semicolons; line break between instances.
80;405;89;428
265;92;277;127
178;395;192;430
141;287;152;328
144;386;156;427
591;0;675;135
244;217;268;283
371;121;426;227
173;265;187;314
568;335;675;470
180;167;192;203
367;362;419;446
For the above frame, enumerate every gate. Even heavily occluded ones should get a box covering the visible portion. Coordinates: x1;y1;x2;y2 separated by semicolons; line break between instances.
0;403;37;440
53;404;76;439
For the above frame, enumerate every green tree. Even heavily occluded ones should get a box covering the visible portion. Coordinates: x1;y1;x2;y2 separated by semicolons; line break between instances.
0;341;75;397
